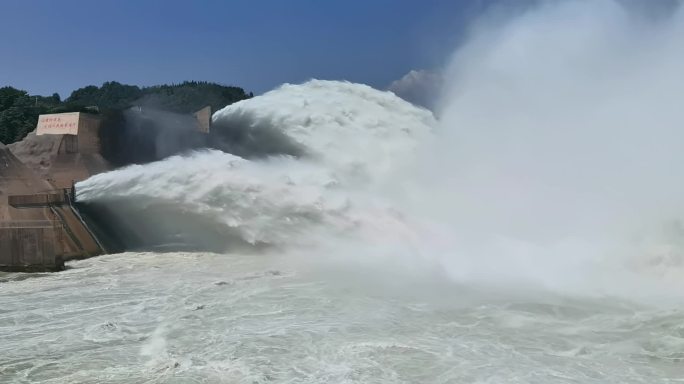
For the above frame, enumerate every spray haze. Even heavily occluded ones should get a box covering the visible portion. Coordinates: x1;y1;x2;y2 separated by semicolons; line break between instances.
76;0;684;299
423;0;684;294
77;80;434;254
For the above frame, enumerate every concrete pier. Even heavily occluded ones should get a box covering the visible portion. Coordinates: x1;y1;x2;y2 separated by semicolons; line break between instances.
0;189;104;272
0;112;110;272
1;108;213;271
0;221;64;272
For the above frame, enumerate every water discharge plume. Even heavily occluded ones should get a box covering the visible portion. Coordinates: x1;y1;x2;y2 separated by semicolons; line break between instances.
415;0;684;297
77;1;684;301
211;80;435;184
77;80;434;254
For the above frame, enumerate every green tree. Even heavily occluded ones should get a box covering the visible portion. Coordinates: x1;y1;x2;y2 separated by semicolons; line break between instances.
0;92;39;143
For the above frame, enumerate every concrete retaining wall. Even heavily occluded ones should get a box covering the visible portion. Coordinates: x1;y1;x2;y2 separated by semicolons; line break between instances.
8;192;67;207
0;223;63;271
77;114;102;154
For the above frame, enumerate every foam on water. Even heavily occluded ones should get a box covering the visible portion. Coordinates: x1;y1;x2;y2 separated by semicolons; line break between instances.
2;252;684;383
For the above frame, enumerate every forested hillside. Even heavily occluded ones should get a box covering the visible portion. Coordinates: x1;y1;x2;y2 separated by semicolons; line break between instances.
0;81;252;144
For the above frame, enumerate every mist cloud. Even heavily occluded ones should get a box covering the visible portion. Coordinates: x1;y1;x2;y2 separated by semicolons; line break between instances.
388;69;442;110
410;0;684;289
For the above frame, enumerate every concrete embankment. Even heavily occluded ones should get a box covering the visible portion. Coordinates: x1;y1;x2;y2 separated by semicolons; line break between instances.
1;108;213;271
1;136;106;272
0;190;105;271
0;221;63;272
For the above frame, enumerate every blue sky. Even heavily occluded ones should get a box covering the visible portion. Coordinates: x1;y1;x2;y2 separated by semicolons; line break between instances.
0;0;488;98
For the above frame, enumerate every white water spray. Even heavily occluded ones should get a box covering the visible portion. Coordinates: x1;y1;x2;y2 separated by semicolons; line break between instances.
78;1;684;300
8;2;684;382
77;80;434;253
418;0;684;296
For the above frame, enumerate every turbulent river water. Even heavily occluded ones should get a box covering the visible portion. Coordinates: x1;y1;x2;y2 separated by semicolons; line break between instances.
1;251;683;383
5;2;684;382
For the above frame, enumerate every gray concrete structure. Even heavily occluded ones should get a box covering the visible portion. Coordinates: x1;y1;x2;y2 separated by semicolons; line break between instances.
10;113;110;190
0;222;63;271
194;106;212;133
1;108;217;271
0;190;105;271
1;112;109;272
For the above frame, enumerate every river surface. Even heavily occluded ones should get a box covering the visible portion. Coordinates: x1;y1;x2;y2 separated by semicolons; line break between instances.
1;252;683;383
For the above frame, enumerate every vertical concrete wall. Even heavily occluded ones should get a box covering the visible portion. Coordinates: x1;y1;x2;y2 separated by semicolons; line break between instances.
34;114;108;189
194;106;212;134
58;135;79;154
0;224;63;271
51;205;103;258
35;112;102;156
77;114;102;154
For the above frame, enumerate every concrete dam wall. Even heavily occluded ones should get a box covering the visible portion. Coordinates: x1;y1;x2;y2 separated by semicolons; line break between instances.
0;107;215;271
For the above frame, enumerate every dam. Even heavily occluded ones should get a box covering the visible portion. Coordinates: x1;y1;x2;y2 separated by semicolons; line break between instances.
0;107;212;272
